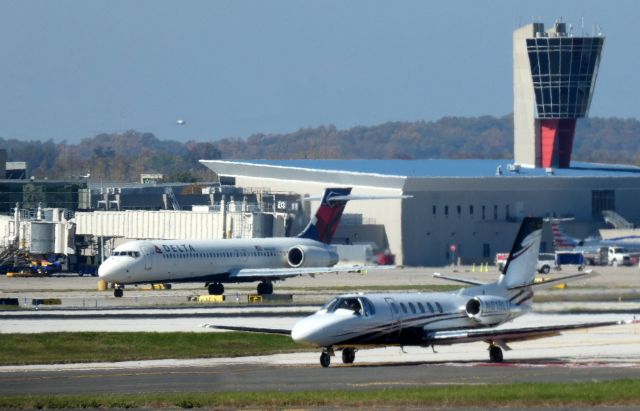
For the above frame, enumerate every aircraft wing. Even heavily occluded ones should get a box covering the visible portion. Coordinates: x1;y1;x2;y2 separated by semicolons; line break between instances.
231;264;393;279
202;324;291;335
424;319;634;346
433;272;487;286
508;271;596;290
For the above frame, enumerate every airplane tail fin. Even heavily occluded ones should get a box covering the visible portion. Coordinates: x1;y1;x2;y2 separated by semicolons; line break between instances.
297;187;352;244
550;220;579;249
498;217;543;289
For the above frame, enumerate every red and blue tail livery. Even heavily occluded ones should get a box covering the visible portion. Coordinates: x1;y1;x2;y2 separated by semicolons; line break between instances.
298;187;352;244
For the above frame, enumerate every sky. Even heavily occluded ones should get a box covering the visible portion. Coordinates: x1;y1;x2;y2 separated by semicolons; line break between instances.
1;0;639;143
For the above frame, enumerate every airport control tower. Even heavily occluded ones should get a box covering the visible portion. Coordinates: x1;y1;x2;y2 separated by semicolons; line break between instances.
514;21;604;168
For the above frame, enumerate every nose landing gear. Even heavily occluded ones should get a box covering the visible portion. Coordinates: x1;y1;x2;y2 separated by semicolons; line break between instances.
320;347;334;368
113;287;124;298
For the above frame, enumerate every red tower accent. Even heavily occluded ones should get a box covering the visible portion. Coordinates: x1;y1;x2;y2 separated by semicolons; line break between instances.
539;119;577;168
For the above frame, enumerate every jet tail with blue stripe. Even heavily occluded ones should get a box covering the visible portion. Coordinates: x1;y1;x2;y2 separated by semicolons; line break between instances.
297;187;353;244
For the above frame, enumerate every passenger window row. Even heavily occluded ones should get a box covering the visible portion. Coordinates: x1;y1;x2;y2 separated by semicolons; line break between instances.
162;250;286;259
391;301;443;315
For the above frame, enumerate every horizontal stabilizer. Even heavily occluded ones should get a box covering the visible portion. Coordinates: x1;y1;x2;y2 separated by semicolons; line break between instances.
303;194;412;202
202;324;291;335
507;271;595;290
542;217;575;222
433;272;486;286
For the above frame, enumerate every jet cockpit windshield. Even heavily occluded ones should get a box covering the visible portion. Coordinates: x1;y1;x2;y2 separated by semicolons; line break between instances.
111;250;141;258
320;296;375;316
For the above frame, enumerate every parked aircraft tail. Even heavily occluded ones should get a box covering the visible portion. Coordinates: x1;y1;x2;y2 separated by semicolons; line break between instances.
297;187;353;244
440;216;590;301
550;220;579;249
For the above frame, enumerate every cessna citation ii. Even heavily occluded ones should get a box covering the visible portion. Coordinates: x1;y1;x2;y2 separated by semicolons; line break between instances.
98;187;398;298
210;217;635;367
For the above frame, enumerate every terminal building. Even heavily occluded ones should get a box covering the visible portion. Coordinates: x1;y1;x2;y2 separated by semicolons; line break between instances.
200;20;640;267
200;159;640;266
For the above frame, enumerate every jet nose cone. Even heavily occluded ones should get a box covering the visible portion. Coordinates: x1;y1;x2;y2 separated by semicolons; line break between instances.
291;321;309;342
291;315;336;346
292;316;326;344
98;259;118;280
97;263;110;279
291;319;311;343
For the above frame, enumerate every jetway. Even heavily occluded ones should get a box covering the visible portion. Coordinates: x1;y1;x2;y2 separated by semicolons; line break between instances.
74;210;288;240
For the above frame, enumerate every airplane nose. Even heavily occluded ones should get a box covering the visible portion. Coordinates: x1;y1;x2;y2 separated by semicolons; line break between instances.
98;259;120;281
291;315;336;346
97;262;111;279
291;319;311;343
292;316;326;344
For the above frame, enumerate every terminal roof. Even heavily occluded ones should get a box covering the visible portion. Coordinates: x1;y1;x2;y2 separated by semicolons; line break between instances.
202;159;640;179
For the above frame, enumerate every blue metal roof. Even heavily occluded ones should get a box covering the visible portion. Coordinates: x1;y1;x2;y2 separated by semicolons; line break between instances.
235;159;640;178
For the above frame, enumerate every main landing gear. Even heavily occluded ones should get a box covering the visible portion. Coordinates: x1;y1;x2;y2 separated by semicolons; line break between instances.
341;347;356;364
257;281;273;295
206;282;273;296
207;283;224;295
488;344;504;363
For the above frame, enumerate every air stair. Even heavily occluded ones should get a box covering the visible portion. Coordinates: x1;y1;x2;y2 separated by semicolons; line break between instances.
602;210;635;229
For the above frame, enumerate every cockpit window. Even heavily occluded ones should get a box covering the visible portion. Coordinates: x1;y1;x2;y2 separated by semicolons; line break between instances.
111;251;140;258
321;298;339;312
326;297;362;315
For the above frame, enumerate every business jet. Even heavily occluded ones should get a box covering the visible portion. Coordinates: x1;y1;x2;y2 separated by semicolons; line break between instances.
209;217;635;367
98;187;400;298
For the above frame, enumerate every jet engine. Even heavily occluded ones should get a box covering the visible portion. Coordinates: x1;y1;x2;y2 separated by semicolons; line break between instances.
464;295;521;325
287;245;339;268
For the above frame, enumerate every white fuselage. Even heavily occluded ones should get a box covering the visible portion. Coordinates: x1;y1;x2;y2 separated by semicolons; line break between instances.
292;290;529;348
98;237;337;284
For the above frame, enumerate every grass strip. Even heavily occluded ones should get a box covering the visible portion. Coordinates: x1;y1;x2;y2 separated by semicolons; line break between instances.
0;332;308;365
2;380;640;409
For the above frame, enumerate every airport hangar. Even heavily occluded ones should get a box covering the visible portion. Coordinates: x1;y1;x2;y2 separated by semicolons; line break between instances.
200;20;627;267
200;159;640;267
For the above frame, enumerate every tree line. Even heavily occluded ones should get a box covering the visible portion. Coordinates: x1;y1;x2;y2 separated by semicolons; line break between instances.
2;115;640;182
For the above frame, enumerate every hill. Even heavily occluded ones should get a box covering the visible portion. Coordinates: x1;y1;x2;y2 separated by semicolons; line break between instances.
2;115;639;182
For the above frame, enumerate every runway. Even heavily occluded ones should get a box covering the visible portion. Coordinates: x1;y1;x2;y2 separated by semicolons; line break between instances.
1;267;640;397
1;311;639;396
2;358;640;396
